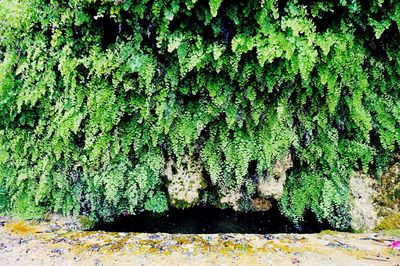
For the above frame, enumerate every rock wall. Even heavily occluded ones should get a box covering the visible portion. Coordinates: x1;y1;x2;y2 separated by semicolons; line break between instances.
375;161;400;216
349;155;400;232
349;173;380;232
257;154;293;200
165;155;207;208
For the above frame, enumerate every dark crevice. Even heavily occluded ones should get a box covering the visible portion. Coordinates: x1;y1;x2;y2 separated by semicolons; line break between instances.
93;16;120;48
93;205;330;234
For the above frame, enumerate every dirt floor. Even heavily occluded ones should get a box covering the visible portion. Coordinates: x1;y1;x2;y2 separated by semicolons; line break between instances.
0;216;399;266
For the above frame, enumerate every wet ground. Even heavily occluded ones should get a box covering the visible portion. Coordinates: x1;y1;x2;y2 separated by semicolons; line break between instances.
0;216;399;265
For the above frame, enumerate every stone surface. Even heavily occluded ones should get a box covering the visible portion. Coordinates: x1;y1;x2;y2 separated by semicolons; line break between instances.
219;190;242;211
1;217;399;265
257;154;293;200
165;155;207;208
349;173;380;232
375;161;400;216
40;214;95;231
251;197;273;211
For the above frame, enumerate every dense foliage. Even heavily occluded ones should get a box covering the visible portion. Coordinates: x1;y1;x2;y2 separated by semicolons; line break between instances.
0;0;399;229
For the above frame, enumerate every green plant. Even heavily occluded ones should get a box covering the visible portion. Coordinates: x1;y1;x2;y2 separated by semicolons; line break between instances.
0;0;399;228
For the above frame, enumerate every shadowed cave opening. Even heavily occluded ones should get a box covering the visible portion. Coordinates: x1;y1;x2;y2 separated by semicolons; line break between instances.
93;206;330;234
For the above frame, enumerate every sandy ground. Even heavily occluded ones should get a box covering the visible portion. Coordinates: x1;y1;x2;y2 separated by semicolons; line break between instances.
0;217;399;266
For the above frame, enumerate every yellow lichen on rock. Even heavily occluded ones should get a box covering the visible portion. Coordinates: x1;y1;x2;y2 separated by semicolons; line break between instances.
4;221;37;235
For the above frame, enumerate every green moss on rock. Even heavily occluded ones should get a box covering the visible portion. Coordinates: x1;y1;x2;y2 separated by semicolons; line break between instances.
76;215;95;231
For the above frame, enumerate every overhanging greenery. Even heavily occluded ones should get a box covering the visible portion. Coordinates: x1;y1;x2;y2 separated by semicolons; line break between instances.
0;0;399;229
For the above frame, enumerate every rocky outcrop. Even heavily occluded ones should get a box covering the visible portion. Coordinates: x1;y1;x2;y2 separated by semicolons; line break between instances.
219;190;242;211
251;197;273;211
349;173;380;232
257;154;293;200
349;155;400;232
165;155;207;208
375;161;400;216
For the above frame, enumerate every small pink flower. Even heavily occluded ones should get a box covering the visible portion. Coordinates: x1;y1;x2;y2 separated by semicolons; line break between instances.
389;241;400;250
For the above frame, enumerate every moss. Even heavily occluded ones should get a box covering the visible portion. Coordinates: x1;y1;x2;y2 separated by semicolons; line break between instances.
319;230;341;235
375;162;400;217
374;213;400;232
77;215;95;231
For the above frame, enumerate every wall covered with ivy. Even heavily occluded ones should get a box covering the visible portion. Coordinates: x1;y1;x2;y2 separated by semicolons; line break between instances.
0;0;399;229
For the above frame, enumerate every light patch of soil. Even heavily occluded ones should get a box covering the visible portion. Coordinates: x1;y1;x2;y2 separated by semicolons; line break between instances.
0;217;399;266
